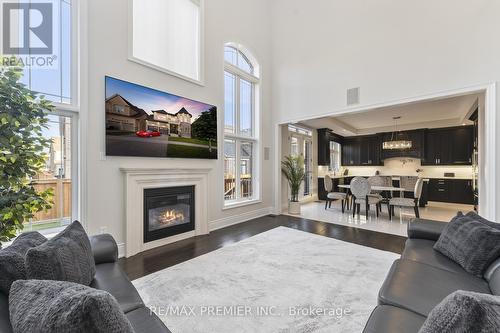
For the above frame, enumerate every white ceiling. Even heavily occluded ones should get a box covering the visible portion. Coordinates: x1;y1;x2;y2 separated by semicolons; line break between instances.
299;93;481;136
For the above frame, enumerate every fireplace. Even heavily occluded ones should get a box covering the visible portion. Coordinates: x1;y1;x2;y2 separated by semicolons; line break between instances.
143;186;195;243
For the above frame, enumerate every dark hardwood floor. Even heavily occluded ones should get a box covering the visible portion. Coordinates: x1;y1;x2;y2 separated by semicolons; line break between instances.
119;215;406;280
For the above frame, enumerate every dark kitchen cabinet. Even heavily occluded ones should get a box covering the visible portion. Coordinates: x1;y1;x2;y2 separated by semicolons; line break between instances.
423;126;473;165
427;178;450;202
317;129;331;166
342;135;382;166
342;138;360;166
361;135;382;166
427;178;474;204
451;127;474;164
317;129;343;166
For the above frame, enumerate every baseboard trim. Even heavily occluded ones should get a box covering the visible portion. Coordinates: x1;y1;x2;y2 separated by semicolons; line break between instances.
209;207;274;231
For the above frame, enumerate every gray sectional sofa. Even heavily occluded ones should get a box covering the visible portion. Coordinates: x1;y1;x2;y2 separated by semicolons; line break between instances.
0;234;171;333
363;218;500;332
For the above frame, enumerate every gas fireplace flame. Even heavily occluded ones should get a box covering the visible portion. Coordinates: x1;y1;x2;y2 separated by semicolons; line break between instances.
159;209;185;225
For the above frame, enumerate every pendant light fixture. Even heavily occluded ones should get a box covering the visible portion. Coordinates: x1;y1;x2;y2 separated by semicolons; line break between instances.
382;116;412;150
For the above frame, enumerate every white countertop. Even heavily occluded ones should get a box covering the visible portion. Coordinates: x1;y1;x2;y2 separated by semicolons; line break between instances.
319;175;472;180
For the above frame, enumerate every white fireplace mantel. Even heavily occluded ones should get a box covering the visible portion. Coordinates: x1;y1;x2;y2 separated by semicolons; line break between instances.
120;168;211;257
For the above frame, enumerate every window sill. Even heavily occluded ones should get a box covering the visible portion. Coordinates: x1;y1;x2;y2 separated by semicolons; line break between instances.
1;226;65;248
223;199;262;210
128;56;205;86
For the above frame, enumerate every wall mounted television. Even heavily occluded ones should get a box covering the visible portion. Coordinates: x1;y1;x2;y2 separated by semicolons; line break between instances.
105;76;217;159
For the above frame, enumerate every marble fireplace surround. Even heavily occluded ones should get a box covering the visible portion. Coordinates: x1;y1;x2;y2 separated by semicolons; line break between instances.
121;168;210;258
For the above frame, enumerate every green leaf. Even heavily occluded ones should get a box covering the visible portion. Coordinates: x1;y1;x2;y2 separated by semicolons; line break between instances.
0;60;54;241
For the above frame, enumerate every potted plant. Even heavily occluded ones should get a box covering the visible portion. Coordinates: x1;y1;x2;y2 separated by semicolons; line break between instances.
0;61;54;245
281;155;305;214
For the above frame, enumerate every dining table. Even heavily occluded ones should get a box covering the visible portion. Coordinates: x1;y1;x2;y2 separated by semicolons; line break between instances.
337;184;407;197
337;184;408;214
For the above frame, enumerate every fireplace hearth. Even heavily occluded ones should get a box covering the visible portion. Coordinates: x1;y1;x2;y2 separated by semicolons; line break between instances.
143;186;195;243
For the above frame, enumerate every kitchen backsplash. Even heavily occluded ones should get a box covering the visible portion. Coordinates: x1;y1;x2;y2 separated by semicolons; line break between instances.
318;158;473;179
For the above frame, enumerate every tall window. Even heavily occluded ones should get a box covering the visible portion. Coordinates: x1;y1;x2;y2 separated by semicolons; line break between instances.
130;0;202;83
329;141;341;172
26;115;73;236
10;0;79;236
223;45;259;205
18;0;73;104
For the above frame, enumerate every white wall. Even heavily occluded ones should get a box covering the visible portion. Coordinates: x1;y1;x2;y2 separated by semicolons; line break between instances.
271;0;500;219
84;0;274;246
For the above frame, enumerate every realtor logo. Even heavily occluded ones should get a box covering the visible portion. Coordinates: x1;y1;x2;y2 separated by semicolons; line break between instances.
2;2;53;54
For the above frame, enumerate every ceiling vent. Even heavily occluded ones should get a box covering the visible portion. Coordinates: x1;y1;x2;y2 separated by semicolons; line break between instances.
347;87;360;106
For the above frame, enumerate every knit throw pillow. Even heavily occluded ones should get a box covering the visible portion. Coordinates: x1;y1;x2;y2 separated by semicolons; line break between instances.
434;213;500;277
25;221;96;285
0;232;47;294
419;291;500;333
9;280;134;333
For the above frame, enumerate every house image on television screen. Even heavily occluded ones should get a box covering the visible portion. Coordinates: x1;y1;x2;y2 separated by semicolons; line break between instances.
106;94;193;137
105;76;217;159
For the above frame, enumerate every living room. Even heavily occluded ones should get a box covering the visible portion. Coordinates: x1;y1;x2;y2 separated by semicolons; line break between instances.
1;0;500;332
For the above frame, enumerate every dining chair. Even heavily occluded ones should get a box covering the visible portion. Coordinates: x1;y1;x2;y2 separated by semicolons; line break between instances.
324;175;348;213
350;177;382;219
368;176;393;215
368;176;384;215
389;178;424;220
400;176;418;192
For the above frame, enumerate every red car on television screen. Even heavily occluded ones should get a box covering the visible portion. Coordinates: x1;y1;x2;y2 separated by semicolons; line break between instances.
136;130;162;138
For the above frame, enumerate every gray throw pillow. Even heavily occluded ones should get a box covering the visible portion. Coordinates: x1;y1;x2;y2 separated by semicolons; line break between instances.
9;280;134;333
466;211;500;230
434;213;500;277
418;291;500;333
0;232;46;294
25;221;96;285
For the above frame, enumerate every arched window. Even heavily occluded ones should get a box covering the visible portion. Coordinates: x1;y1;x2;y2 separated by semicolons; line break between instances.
224;46;254;75
223;44;260;205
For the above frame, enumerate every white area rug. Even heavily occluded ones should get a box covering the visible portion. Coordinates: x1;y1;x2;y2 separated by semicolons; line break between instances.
133;227;398;333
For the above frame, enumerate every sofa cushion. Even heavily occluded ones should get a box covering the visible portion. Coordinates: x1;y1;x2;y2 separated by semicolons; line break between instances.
363;305;425;333
378;259;491;317
9;280;134;333
90;262;144;313
419;291;500;333
0;232;46;294
407;218;448;241
0;292;13;333
434;214;500;277
25;221;96;285
127;307;171;333
402;239;464;274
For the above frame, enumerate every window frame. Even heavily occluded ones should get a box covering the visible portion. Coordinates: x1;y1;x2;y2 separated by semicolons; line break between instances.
49;0;81;230
127;0;205;86
17;0;79;109
329;141;341;173
55;0;81;228
223;44;261;209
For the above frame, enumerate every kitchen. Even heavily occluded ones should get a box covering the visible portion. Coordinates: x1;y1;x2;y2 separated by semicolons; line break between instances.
282;93;482;236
